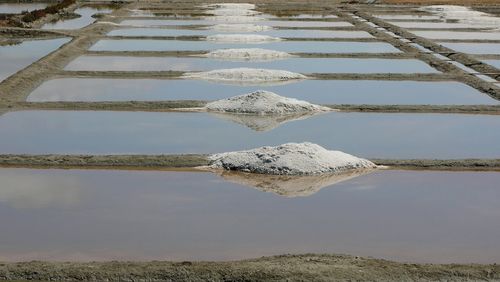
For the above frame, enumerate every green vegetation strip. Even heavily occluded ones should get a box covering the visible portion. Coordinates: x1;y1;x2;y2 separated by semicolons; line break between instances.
0;254;498;281
0;154;498;171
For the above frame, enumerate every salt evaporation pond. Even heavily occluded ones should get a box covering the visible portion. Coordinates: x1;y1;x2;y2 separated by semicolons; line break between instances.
1;168;500;263
65;56;437;73
413;31;500;40
483;60;500;68
27;78;499;105
389;21;498;29
0;38;70;82
42;7;112;29
119;19;353;28
108;28;374;39
0;111;498;158
375;14;442;20
438;42;500;54
90;39;399;53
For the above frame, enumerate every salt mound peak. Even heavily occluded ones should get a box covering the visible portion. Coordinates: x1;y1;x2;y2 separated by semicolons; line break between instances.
206;34;281;43
183;68;307;84
208;142;377;175
209;24;272;32
205;90;330;115
203;48;293;61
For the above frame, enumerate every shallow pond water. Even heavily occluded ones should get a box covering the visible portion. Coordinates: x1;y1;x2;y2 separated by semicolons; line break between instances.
42;7;112;29
90;39;398;53
375;14;442;20
119;19;353;28
0;111;498;158
389;21;498;29
439;42;500;54
413;30;500;40
0;38;70;82
27;78;499;105
65;56;437;73
483;59;500;68
108;28;374;38
0;2;48;13
0;168;499;263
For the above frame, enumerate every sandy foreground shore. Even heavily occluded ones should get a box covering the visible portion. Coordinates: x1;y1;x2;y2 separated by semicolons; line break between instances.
1;254;500;281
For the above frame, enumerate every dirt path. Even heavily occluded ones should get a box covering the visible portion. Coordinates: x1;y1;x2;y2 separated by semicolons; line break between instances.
1;254;499;281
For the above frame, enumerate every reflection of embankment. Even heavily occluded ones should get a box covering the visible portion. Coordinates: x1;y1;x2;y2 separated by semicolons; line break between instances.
214;169;375;197
0;171;81;208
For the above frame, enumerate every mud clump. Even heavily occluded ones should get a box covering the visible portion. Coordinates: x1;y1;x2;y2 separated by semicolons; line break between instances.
208;142;377;175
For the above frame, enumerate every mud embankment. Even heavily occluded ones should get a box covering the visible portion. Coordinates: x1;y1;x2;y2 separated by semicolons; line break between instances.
0;254;499;282
0;154;498;171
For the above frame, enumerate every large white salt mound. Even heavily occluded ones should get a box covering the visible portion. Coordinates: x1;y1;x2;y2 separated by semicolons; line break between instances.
209;24;272;32
206;34;281;43
183;68;307;83
421;5;500;26
205;90;330;115
203;48;293;61
208;142;377;175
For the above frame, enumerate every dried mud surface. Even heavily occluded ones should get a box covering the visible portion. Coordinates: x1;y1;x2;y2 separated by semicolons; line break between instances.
1;254;499;282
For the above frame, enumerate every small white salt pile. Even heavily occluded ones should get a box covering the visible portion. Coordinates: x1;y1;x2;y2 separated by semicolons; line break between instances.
203;3;263;23
183;68;307;84
208;142;377;175
203;48;293;61
205;16;263;22
421;5;500;26
205;90;330;115
206;34;281;43
209;24;272;32
203;3;256;10
211;9;259;16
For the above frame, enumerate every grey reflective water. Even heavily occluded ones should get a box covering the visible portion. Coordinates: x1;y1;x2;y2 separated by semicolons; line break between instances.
376;14;441;20
390;21;498;29
42;7;112;29
413;30;500;40
483;60;500;68
0;168;499;263
65;56;436;73
120;19;353;27
0;111;498;158
28;78;499;105
0;38;70;82
108;28;374;38
0;3;48;13
439;42;500;54
90;39;397;53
